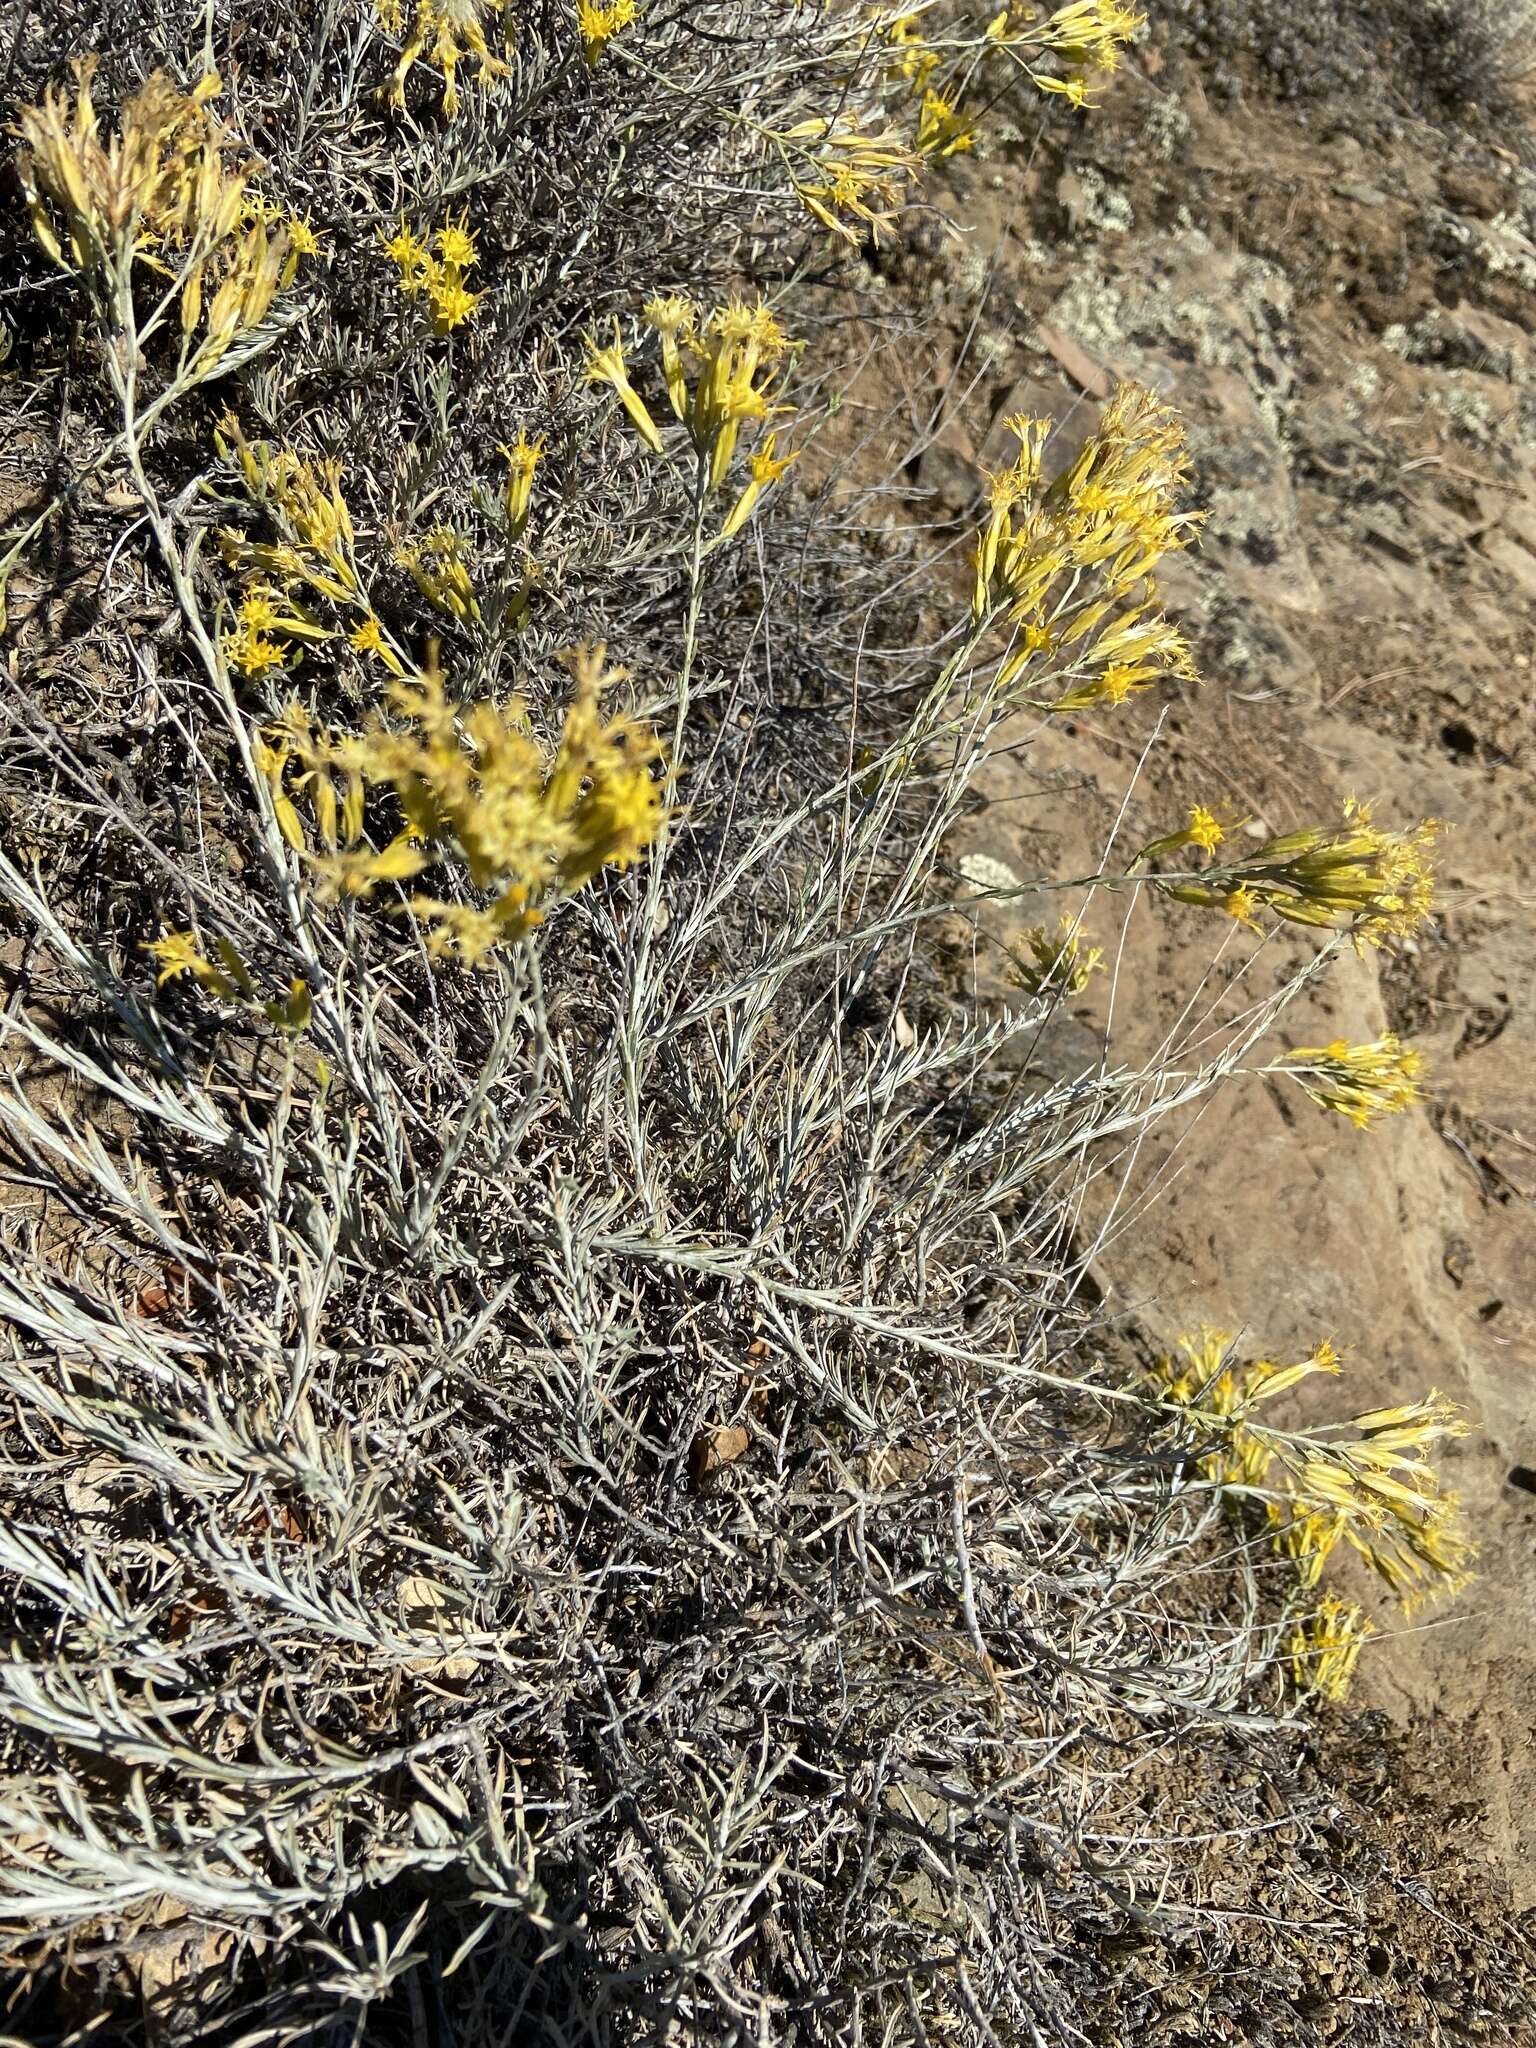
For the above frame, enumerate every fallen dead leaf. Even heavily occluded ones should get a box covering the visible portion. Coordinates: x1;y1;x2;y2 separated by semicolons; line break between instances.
690;1425;751;1489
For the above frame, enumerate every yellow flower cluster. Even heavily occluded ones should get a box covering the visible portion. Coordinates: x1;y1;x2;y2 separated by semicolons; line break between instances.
875;15;977;159
992;0;1146;108
972;386;1200;711
16;62;312;371
1139;797;1438;950
499;429;543;543
881;12;940;94
397;527;480;623
259;700;366;854
1288;1388;1476;1613
1154;1328;1476;1699
1154;1327;1341;1491
383;213;482;334
145;927;312;1033
576;0;638;66
303;645;667;965
871;1;1142;174
1008;915;1103;997
586;298;801;539
385;0;511;117
146;927;254;999
785;112;921;244
216;418;543;667
915;89;977;159
1274;1034;1426;1129
215;421;365;672
224;582;334;678
1288;1595;1373;1705
239;188;324;259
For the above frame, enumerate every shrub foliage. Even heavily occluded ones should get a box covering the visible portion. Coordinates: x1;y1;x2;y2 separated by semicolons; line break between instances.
0;3;1478;2041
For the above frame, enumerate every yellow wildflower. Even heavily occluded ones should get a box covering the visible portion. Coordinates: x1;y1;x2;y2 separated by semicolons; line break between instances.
1016;0;1145;107
389;0;510;116
15;64;308;374
883;13;940;93
435;212;478;269
498;429;543;541
384;212;480;331
1009;915;1104;997
1141;801;1439;949
915;90;976;159
1275;1035;1425;1129
1245;1340;1343;1405
426;269;480;333
217;422;361;604
689;298;793;486
1289;1596;1373;1704
287;211;322;259
974;389;1200;718
576;0;638;66
787;112;919;244
383;218;431;289
718;433;799;540
1187;805;1223;852
225;623;288;676
238;587;283;633
316;641;666;964
398;527;479;623
18;61;245;277
644;292;698;418
585;323;664;454
349;614;405;675
1157;1324;1475;1646
1151;1327;1275;1489
145;929;242;996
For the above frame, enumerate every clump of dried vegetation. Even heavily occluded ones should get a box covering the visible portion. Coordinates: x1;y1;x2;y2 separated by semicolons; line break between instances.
0;3;1514;2042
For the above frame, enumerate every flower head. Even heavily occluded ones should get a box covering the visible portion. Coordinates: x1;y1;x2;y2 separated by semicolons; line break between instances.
16;63;306;372
427;270;480;333
1141;799;1439;950
1275;1035;1426;1129
216;420;360;603
498;429;544;540
389;0;510;116
385;211;482;333
975;388;1201;709
145;929;243;996
883;13;940;92
576;0;638;67
435;212;478;268
1009;915;1104;997
315;642;667;965
1019;0;1145;107
287;211;322;259
585;323;664;453
383;218;431;287
718;431;799;540
645;292;698;417
398;527;479;623
789;112;920;244
1157;1324;1476;1621
1289;1596;1373;1703
916;89;976;159
225;623;289;676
